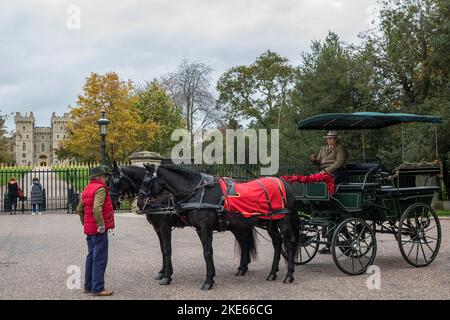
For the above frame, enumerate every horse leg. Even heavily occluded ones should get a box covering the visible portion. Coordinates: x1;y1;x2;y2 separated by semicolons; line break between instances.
197;226;216;290
159;223;173;285
279;217;296;283
153;226;165;280
230;229;250;276
266;222;282;281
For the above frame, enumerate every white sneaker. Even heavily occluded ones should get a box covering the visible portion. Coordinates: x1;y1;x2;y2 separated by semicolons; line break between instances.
32;212;36;215
38;212;42;215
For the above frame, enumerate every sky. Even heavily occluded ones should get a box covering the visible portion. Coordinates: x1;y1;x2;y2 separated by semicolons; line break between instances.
0;0;379;132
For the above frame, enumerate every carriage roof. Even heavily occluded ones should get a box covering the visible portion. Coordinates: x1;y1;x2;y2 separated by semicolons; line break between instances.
297;112;443;130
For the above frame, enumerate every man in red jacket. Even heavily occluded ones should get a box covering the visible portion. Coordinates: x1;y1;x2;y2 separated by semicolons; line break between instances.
77;165;115;297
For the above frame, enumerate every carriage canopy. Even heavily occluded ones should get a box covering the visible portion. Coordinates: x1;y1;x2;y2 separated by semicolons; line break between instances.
297;112;443;130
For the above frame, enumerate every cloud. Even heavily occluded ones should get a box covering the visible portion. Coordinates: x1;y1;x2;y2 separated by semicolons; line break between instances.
0;0;378;131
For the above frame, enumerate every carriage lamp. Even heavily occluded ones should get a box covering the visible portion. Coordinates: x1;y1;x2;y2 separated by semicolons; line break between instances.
97;110;109;165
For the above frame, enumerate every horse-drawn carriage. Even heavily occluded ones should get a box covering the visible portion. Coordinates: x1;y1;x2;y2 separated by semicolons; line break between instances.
108;112;444;289
286;112;443;275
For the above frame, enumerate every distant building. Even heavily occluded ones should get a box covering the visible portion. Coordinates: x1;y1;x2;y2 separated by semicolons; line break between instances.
9;112;69;166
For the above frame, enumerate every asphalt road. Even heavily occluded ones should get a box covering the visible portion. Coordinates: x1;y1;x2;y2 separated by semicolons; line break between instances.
1;213;449;300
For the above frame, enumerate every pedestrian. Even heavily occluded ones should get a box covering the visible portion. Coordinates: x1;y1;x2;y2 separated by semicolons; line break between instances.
76;165;115;297
7;177;20;214
30;177;44;215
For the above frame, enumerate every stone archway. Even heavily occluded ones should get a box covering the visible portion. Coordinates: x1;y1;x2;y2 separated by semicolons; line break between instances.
39;155;48;167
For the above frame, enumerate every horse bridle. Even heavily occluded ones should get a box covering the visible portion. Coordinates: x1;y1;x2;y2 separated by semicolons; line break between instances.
109;166;140;204
139;166;177;213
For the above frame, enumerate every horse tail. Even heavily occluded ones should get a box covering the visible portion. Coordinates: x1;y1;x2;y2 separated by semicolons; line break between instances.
248;227;259;261
290;203;300;255
233;227;259;261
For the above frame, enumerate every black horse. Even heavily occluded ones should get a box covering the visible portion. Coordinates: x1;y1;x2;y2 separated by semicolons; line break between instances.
138;164;300;290
108;164;258;287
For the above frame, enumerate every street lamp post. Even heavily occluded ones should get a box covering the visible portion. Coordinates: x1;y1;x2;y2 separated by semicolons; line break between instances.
97;110;109;166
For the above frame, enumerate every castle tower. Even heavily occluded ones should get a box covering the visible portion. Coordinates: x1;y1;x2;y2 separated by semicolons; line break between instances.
34;126;52;166
51;112;70;166
14;112;35;166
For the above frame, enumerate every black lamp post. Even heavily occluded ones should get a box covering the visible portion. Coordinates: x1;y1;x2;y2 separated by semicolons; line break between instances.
97;110;109;166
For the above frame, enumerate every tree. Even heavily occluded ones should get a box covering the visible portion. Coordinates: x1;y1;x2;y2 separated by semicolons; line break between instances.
360;0;450;173
58;72;158;162
135;81;185;156
161;59;219;146
0;112;13;163
217;50;295;129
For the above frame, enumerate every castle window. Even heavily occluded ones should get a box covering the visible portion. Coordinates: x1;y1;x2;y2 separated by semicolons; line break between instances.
34;144;36;151
22;153;26;158
23;126;25;131
61;126;63;130
22;143;26;151
41;143;45;152
26;135;29;139
57;135;59;139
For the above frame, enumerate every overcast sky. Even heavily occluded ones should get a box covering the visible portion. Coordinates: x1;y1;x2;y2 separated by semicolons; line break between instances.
0;0;379;132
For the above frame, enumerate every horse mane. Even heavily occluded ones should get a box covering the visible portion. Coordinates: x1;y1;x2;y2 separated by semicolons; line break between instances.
121;166;147;184
159;165;202;184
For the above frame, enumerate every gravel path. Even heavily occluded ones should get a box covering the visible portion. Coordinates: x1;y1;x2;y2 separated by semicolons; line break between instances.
0;213;449;300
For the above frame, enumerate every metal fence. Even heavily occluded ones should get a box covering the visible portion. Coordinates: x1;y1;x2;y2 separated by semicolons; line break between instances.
0;160;444;214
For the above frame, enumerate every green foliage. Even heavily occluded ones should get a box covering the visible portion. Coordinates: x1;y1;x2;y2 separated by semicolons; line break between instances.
134;81;185;156
0;112;13;164
217;50;295;129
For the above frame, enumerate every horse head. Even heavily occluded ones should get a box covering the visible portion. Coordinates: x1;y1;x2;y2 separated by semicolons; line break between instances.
108;162;143;210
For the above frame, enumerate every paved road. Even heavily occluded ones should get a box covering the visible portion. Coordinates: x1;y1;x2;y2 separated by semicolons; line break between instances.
0;213;449;300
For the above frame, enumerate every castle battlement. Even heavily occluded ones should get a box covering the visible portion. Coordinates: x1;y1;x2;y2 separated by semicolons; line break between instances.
11;112;69;166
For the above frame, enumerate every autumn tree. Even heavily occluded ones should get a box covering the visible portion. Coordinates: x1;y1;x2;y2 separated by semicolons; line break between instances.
58;72;158;162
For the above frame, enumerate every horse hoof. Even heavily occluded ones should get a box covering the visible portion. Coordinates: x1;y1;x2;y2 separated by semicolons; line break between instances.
154;272;164;280
283;276;294;284
200;280;215;290
159;277;172;285
235;268;247;276
266;274;277;281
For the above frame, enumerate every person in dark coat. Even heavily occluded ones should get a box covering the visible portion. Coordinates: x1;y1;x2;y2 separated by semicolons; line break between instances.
30;177;44;215
7;177;19;214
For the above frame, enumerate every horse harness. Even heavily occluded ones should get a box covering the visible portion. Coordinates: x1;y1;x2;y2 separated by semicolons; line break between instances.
139;168;289;231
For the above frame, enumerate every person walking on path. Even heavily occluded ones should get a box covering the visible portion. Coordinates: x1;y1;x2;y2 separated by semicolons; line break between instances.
29;177;44;215
7;177;20;214
76;165;115;297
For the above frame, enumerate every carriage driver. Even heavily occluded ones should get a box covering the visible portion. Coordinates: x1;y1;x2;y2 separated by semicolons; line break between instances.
310;130;349;254
309;130;349;185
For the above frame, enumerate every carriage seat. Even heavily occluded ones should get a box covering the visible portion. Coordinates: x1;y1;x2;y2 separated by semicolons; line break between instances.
345;163;381;176
376;186;439;195
335;182;379;192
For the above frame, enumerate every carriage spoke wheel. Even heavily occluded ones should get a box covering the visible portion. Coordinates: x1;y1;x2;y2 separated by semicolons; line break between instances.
398;203;441;267
331;218;377;276
281;214;320;265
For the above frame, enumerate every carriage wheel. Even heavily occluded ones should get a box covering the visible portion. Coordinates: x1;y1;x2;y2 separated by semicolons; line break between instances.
281;214;320;265
398;203;441;267
337;221;375;258
331;218;377;276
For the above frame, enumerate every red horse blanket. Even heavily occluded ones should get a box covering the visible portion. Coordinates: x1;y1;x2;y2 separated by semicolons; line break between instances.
219;177;287;219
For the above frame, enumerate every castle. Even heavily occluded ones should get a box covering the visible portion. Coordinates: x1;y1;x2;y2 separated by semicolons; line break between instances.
8;112;70;166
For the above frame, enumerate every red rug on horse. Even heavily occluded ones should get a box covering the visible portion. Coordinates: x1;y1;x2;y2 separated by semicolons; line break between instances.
219;177;287;219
